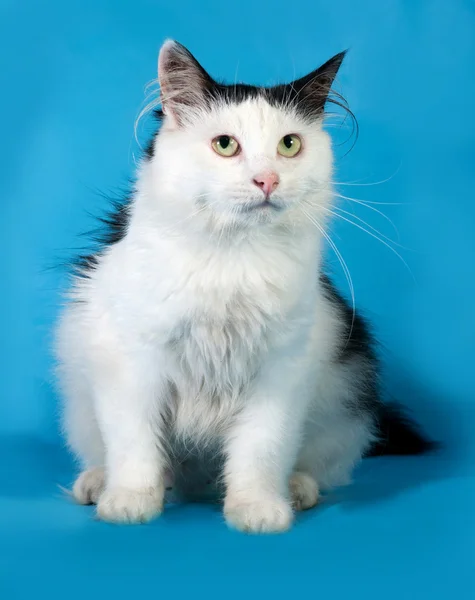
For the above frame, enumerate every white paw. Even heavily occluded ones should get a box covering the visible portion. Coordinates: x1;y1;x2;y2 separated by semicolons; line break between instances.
97;486;164;524
224;495;293;534
289;471;319;511
73;467;105;505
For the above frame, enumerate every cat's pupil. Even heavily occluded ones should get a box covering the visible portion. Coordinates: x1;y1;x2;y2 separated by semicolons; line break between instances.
283;135;293;149
220;136;230;149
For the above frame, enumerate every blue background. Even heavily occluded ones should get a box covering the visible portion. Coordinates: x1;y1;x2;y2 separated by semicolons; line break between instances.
1;0;474;597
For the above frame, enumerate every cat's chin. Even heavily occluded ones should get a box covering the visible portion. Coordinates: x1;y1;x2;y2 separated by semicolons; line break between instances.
230;208;285;228
236;199;285;213
215;201;289;230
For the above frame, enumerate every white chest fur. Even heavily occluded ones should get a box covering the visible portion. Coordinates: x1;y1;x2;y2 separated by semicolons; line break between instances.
149;234;317;441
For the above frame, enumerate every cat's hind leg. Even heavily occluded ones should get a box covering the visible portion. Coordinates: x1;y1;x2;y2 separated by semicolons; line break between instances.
289;471;319;511
73;466;105;505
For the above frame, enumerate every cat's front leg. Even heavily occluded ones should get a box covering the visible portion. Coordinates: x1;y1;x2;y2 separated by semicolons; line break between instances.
91;344;168;524
223;353;308;534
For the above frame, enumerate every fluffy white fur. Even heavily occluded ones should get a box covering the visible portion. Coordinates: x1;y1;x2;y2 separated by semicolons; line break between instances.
55;41;375;533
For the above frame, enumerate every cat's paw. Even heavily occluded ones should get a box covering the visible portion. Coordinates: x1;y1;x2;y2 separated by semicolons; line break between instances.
289;471;319;511
224;495;293;534
73;467;105;505
97;486;164;524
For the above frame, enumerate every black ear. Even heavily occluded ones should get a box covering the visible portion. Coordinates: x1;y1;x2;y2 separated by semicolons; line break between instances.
288;51;347;117
158;40;214;125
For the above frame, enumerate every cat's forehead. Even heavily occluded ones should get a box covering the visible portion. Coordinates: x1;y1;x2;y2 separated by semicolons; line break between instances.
203;96;305;135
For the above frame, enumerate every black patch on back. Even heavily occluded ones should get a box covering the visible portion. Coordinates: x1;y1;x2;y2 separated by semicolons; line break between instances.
320;274;437;457
73;193;133;278
73;111;164;276
320;273;376;364
319;273;380;416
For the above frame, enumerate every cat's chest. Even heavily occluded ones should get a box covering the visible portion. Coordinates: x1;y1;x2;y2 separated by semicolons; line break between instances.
162;246;305;385
168;286;277;392
166;289;277;439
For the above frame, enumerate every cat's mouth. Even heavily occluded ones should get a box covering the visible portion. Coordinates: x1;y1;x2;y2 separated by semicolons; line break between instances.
238;199;284;213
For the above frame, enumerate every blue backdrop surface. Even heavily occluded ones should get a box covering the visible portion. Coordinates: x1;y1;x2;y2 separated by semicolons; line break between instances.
1;1;474;598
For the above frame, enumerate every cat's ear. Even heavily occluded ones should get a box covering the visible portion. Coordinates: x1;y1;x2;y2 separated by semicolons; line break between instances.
288;51;347;116
158;40;214;126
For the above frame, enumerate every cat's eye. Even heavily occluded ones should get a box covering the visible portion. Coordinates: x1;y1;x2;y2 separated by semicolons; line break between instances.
211;135;240;157
277;134;302;158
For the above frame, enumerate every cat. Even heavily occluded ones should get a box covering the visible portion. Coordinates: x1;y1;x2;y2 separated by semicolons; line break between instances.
55;40;433;533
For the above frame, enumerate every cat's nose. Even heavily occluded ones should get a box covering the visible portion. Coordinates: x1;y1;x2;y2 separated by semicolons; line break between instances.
252;171;280;197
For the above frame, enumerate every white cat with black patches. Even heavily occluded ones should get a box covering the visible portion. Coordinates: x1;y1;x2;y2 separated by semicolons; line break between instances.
56;40;433;533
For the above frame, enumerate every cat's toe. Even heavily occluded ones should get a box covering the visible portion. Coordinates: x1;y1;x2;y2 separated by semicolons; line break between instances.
224;495;293;534
73;467;105;505
97;486;164;524
289;471;319;511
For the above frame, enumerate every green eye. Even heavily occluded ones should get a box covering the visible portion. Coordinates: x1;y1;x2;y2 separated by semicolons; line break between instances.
277;134;302;157
211;135;240;157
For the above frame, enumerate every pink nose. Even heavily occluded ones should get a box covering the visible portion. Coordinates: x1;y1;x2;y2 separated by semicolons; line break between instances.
252;171;280;197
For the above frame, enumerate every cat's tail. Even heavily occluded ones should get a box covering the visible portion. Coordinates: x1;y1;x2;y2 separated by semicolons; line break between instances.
366;403;438;457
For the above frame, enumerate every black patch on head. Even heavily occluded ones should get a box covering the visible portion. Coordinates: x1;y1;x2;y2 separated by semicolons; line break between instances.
267;51;350;121
208;82;262;105
76;44;353;274
158;41;356;134
143;109;164;159
148;42;358;158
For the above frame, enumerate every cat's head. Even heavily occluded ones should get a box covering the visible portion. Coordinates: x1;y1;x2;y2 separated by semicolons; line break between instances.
148;40;346;233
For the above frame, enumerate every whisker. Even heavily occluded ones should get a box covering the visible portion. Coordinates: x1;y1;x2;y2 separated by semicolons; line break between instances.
300;206;356;344
334;191;406;206
316;204;415;281
330;204;408;249
332;193;401;240
134;79;161;147
332;164;402;188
